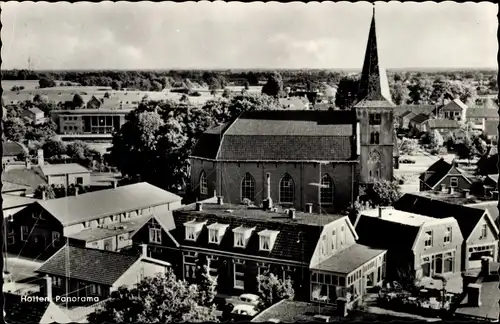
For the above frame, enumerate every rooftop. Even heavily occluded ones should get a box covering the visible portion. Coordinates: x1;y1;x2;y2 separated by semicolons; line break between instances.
66;214;152;242
424;119;461;129
466;108;498;119
2;181;31;193
3;141;26;157
3;167;48;189
40;163;90;176
179;202;345;227
455;279;499;321
361;208;437;227
2;194;39;210
36;245;141;286
466;201;499;223
313;243;386;274
37;182;182;226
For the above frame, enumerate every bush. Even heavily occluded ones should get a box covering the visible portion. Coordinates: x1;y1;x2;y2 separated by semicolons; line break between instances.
189;91;202;97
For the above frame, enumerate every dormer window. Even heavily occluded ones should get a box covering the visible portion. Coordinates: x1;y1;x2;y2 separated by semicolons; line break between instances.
184;220;207;241
258;230;280;251
207;223;229;245
233;226;255;248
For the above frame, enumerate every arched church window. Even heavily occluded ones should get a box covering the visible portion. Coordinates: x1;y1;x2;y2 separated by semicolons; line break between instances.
370;132;380;144
199;171;208;195
279;173;295;204
241;173;256;202
320;174;334;205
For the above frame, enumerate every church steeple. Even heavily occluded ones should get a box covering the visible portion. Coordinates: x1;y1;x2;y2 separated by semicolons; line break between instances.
356;6;394;106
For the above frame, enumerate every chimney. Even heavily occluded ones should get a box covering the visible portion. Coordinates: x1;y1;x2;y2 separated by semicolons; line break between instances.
45;275;52;301
75;186;79;196
481;256;493;275
462;189;470;198
263;173;273;210
288;208;296;220
305;203;313;214
25;159;31;169
42;190;47;201
213;190;217;197
217;196;224;205
140;244;149;258
37;149;44;166
448;187;454;194
113;180;118;189
466;283;482;307
441;184;447;192
195;202;203;212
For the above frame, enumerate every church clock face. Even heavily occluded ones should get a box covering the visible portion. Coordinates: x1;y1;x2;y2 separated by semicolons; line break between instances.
368;150;381;164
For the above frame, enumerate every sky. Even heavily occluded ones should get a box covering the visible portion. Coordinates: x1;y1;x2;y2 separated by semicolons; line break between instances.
1;1;497;70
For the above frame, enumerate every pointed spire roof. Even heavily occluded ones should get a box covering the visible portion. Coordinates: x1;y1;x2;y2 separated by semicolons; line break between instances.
355;6;395;108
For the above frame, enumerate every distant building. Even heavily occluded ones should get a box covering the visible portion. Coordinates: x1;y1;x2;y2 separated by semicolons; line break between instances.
22;107;45;124
2;141;27;165
465;108;498;133
420;119;461;134
437;99;468;121
36;163;91;188
419;158;474;193
408;113;431;131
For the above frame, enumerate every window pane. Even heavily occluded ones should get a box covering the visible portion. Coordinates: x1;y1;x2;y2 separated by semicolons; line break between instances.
279;174;295;204
241;173;255;201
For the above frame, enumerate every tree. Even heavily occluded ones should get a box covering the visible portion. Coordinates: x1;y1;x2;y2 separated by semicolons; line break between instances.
73;94;85;108
88;269;218;323
103;92;111;99
256;271;294;309
244;81;250;90
3;117;26;142
398;137;419;155
390;81;410;106
472;135;488;157
194;256;218;307
261;72;283;98
151;80;163;92
33;94;49;104
366;180;402;207
335;76;359;109
66;140;93;160
111;80;121;90
455;134;476;161
221;88;232;99
407;79;433;105
428;130;444;150
39;78;56;88
42;139;66;158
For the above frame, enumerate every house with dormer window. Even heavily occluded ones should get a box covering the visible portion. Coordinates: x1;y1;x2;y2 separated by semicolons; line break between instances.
132;196;387;310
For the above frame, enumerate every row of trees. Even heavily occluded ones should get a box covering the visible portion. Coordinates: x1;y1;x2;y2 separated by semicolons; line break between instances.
89;257;294;323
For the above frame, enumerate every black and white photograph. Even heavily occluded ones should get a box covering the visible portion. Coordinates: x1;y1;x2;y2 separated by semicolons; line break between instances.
1;1;498;323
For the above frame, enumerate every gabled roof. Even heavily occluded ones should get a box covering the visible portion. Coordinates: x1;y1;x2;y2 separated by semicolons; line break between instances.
441;98;468;111
424;119;461;129
410;113;430;124
313;243;386;274
3;141;26;157
419;158;453;189
172;202;346;263
28;107;44;115
191;110;357;162
3;167;48;188
393;193;487;240
394;105;436;118
36;245;141;286
37;182;182;226
355;8;394;106
40;163;90;176
466;108;498;119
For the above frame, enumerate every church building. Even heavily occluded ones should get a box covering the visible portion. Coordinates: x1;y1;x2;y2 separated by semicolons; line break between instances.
190;9;395;213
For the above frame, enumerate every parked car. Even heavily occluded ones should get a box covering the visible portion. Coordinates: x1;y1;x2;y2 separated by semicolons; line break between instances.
399;158;416;164
231;304;259;317
238;293;261;306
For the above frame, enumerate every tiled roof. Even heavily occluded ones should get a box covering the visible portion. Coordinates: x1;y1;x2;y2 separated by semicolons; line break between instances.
424;119;461;129
37;182;182;226
418;158;452;189
313;243;386;274
2;168;48;188
36;245;141;286
410;113;430;124
4;293;51;324
354;214;420;251
394;105;436;118
393;193;486;240
466;108;498;119
3;141;26;157
40;163;90;176
466;201;499;223
192;110;356;161
173;202;345;263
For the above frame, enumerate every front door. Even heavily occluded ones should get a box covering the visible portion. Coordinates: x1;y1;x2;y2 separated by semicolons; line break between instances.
103;238;113;251
434;255;443;275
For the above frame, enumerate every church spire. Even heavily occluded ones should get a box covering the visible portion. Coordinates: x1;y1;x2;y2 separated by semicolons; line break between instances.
356;5;394;106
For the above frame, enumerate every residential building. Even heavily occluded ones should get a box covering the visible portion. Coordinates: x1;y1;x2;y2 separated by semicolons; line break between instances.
354;207;463;282
419;158;474;193
394;105;437;127
437;98;468;121
2;141;28;165
8;182;182;258
408;113;430;131
36;244;171;305
2;165;49;194
420;119;461;134
454;257;499;322
35;163;91;187
190;11;396;213
279;97;310;110
466;201;499;224
465;108;498;133
132;197;387;310
396;111;417;129
22;107;45;124
394;194;499;270
476;145;498;176
3;195;39;247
